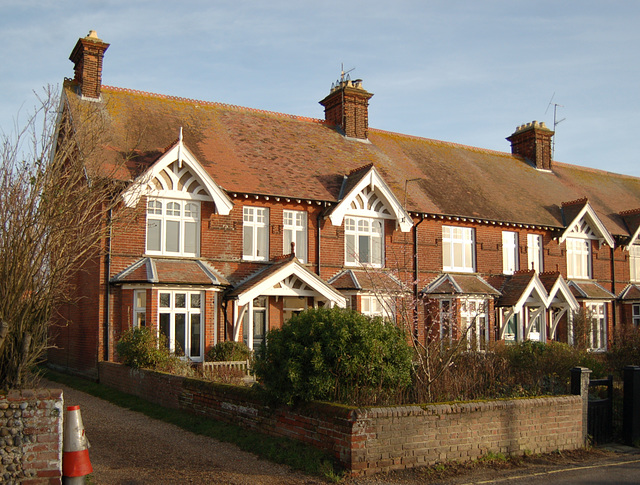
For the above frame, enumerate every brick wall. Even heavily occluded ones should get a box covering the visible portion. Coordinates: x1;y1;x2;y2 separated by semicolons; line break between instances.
0;389;63;484
99;362;584;476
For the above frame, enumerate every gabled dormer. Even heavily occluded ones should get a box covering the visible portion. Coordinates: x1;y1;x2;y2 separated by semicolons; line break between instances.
559;198;614;280
325;164;412;268
121;131;233;257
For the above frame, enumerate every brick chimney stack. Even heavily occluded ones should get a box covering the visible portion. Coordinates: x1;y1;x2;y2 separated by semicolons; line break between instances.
506;121;554;171
319;76;373;140
69;31;110;100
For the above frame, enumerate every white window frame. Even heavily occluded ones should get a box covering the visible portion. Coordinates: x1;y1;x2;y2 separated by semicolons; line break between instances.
345;216;384;267
243;207;269;261
133;290;146;328
630;245;640;283
158;290;204;362
502;231;518;275
566;237;592;279
283;210;307;263
442;226;475;273
361;294;395;321
586;302;607;351
633;304;640;327
146;198;200;257
460;299;489;351
439;299;453;343
527;234;543;273
243;296;268;350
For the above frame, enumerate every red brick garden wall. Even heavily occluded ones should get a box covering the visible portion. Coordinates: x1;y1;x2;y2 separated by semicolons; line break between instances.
0;389;64;484
98;362;584;476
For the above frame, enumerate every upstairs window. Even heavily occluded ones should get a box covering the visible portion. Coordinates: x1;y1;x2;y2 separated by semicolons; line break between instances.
345;216;383;267
283;210;307;263
442;226;475;273
566;237;591;279
527;234;543;273
243;207;269;261
146;198;200;256
630;245;640;283
502;231;518;275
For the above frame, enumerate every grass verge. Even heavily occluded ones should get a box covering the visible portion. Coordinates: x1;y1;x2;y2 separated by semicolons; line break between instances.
41;368;343;482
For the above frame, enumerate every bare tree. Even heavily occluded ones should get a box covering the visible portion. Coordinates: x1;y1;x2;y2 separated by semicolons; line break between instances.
0;86;120;390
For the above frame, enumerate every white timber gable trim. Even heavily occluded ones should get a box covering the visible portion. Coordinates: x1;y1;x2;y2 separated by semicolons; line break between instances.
328;166;413;232
121;130;233;214
560;203;615;248
236;260;346;307
546;276;580;312
625;226;640;250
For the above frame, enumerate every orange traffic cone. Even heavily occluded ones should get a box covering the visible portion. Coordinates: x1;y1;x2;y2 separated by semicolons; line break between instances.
62;405;93;484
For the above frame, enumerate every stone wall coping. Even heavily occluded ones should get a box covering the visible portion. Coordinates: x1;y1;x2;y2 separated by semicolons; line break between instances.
355;395;581;419
1;388;63;401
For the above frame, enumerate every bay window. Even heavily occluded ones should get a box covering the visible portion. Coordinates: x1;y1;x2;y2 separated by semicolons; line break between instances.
283;210;307;262
158;290;203;360
633;304;640;326
345;216;383;267
586;302;606;351
133;290;146;328
146;198;200;256
442;226;475;273
243;207;269;261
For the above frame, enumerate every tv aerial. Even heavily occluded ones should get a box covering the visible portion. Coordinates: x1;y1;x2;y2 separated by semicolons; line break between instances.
545;93;566;160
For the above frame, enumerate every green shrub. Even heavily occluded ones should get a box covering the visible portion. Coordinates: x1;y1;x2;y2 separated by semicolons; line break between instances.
253;307;413;406
116;327;193;376
206;341;252;362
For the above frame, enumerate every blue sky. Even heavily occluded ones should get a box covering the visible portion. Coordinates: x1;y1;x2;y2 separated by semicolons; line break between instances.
1;1;639;176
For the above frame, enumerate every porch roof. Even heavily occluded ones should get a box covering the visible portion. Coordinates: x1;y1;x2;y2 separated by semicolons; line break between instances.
226;254;346;307
488;270;547;309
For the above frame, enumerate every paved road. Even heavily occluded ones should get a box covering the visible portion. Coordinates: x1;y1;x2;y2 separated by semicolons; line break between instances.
44;379;324;485
458;456;640;484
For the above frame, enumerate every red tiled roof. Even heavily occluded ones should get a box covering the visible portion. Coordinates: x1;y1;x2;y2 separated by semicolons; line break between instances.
328;269;405;292
568;281;615;300
490;271;537;307
64;80;640;236
421;273;500;296
111;258;228;286
619;284;640;301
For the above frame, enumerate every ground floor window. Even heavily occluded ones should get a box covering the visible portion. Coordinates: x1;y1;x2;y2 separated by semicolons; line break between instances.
243;296;267;350
361;294;395;321
504;313;518;342
461;299;488;350
133;290;146;328
439;299;453;342
586;302;607;351
633;304;640;327
158;290;203;360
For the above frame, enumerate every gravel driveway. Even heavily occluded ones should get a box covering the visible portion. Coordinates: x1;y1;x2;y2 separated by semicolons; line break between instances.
42;379;325;485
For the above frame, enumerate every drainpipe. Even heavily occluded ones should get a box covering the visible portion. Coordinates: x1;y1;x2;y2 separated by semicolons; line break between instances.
413;215;426;339
103;208;113;363
610;246;617;330
317;211;323;276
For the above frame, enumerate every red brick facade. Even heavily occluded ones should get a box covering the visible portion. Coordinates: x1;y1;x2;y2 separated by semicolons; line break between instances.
47;33;640;376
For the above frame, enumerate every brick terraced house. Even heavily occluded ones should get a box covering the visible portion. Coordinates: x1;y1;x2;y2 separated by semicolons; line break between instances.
49;32;640;377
